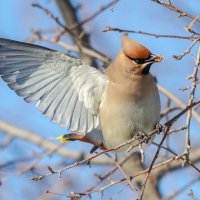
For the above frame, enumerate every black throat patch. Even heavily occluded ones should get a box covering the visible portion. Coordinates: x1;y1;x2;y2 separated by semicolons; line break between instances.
142;64;152;75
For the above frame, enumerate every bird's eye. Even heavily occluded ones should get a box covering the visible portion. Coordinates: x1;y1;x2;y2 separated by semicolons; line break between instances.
126;55;147;64
132;58;145;64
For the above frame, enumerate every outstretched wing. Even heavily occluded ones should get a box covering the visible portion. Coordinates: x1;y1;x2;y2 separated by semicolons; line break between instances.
0;38;107;134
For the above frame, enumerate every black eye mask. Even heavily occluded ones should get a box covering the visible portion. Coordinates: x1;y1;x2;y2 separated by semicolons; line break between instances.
127;54;156;64
132;58;146;64
126;55;146;64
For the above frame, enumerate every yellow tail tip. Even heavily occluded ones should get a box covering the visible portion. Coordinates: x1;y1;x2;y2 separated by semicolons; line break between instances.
56;135;70;143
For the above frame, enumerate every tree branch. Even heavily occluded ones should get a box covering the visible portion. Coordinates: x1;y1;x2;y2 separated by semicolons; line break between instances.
0;120;112;165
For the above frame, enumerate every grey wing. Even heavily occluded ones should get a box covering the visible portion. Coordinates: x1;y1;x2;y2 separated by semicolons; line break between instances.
0;38;107;134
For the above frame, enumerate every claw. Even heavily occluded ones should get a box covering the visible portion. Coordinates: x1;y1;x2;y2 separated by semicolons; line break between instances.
136;131;151;143
155;123;166;134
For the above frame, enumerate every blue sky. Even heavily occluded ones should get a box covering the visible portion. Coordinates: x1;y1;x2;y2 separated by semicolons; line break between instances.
0;0;200;199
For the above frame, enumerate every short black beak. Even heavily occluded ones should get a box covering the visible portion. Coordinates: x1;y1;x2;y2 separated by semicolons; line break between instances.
146;54;163;63
141;54;162;75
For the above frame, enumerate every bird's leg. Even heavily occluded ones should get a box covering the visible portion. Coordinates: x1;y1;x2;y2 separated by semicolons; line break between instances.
139;144;145;163
57;133;106;153
90;145;99;154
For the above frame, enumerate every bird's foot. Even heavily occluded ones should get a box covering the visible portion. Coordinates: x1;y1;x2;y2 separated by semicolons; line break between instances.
136;131;151;144
155;123;166;134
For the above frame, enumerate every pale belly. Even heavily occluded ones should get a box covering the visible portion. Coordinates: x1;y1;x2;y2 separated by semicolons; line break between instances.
100;92;160;150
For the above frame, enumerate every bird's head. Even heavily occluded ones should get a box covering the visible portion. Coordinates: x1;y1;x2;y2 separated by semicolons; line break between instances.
120;34;162;75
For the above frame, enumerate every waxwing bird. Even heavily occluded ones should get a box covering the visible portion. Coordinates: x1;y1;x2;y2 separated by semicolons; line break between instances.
0;35;162;152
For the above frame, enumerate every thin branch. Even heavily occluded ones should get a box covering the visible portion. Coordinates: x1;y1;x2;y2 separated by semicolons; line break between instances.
139;97;200;199
152;143;200;175
103;26;197;40
179;81;200;92
110;154;137;192
30;99;200;181
29;33;111;64
165;100;200;127
32;3;73;36
0;120;112;165
187;189;197;200
158;85;200;123
86;153;136;194
185;17;200;36
167;126;187;136
183;46;200;164
173;37;200;60
55;0;102;66
70;0;119;31
139;126;170;200
66;150;200;199
152;0;200;23
53;0;117;67
160;106;180;118
164;176;200;200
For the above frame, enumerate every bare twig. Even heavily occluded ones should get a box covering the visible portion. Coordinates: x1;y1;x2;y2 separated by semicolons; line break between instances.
152;0;200;23
110;154;137;192
139;97;200;199
29;33;111;64
32;3;73;36
56;0;112;66
173;37;200;60
183;46;200;164
167;126;187;136
66;149;200;199
179;81;200;92
103;26;196;40
70;0;119;31
185;17;200;36
86;153;136;194
66;156;178;198
152;143;200;174
160;106;180;118
164;177;200;200
158;85;200;123
30;99;200;181
139;126;170;200
0;120;112;165
187;189;197;200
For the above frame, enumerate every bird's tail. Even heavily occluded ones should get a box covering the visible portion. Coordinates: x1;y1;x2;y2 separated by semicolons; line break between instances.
57;133;84;142
57;133;106;153
57;133;97;144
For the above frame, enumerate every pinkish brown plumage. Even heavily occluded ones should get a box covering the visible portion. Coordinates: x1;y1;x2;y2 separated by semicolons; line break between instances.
122;34;151;59
0;35;162;152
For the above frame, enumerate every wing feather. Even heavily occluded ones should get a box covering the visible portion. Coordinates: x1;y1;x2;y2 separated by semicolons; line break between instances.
24;78;62;103
0;38;107;133
50;86;74;123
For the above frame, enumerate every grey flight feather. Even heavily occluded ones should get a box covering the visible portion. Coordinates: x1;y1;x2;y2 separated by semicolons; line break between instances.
0;38;107;134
